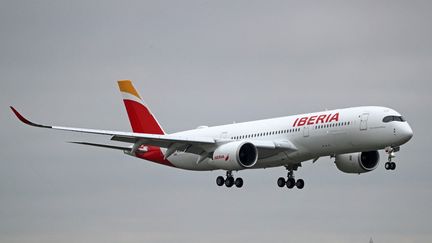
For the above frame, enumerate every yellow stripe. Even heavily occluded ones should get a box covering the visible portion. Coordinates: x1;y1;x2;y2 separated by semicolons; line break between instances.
118;80;141;99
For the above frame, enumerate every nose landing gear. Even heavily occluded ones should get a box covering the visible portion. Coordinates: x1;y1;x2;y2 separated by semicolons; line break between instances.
385;146;399;170
216;171;243;188
277;166;304;190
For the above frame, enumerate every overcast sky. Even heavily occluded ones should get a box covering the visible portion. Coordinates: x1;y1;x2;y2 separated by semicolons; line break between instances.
1;1;432;242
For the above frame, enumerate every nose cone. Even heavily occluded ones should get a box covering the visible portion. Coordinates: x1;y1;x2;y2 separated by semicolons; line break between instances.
400;123;413;143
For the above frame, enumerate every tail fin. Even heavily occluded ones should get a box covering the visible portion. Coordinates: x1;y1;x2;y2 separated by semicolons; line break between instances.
118;80;165;135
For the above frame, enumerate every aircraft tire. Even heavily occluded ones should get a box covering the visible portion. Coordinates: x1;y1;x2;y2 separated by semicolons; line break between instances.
385;162;391;170
235;178;243;188
225;177;234;187
216;176;225;186
277;177;286;187
286;178;295;189
296;179;305;189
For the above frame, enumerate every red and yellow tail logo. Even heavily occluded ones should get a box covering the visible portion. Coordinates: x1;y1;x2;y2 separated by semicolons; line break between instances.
118;80;165;135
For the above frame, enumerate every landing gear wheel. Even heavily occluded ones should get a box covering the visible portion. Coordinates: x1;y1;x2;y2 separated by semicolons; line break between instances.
385;162;391;170
277;177;286;187
235;178;243;188
296;179;305;189
225;177;234;187
286;178;296;189
216;176;225;186
385;162;396;170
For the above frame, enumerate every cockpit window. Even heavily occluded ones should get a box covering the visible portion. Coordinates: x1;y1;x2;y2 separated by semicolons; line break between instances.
383;115;406;123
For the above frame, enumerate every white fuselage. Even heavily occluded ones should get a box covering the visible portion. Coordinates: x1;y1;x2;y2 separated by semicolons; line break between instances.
162;106;413;171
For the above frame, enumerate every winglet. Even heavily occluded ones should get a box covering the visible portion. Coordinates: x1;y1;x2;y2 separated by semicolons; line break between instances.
10;106;51;128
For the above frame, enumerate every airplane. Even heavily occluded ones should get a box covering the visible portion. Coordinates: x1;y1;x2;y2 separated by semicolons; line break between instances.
10;80;413;189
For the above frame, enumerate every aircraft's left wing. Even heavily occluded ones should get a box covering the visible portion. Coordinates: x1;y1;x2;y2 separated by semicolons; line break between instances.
10;106;215;149
11;106;297;159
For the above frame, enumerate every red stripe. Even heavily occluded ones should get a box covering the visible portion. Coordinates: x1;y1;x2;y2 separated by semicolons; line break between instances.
136;146;175;167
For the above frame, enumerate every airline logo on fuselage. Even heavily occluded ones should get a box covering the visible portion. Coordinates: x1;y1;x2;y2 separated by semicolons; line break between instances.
293;113;339;127
214;154;230;161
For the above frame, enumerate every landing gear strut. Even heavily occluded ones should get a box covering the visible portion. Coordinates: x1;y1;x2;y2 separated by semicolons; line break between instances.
385;146;399;171
216;171;243;188
277;166;304;190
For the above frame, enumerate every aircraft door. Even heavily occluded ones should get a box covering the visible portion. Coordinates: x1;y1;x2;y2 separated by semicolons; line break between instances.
220;131;229;139
303;126;309;137
360;113;369;131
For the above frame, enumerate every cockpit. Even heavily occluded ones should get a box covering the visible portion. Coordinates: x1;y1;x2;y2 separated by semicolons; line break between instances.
382;115;406;123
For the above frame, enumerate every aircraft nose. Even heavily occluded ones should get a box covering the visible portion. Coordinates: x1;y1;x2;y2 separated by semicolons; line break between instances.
400;123;413;143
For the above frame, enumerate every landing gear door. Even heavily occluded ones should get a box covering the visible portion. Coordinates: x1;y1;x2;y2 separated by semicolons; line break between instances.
360;113;369;131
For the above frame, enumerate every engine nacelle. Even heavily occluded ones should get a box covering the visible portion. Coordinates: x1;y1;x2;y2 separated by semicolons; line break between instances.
209;141;258;170
335;151;380;174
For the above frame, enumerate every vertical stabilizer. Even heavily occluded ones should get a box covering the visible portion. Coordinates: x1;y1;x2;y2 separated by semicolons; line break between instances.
117;80;165;134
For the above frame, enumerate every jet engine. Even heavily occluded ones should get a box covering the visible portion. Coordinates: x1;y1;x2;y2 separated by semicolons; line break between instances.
335;151;380;174
209;141;258;170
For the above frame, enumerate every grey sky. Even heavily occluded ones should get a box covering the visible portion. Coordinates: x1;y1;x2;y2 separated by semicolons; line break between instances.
1;1;431;242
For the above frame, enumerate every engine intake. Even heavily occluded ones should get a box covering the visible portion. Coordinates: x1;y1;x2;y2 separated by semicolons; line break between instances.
210;141;258;170
335;151;380;174
237;142;257;167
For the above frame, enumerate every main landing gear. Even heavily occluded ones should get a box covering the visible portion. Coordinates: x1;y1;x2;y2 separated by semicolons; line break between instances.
385;146;399;171
277;167;304;190
216;171;243;188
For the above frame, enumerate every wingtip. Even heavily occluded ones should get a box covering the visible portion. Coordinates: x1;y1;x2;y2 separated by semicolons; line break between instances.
10;106;30;124
10;106;17;114
10;106;50;128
